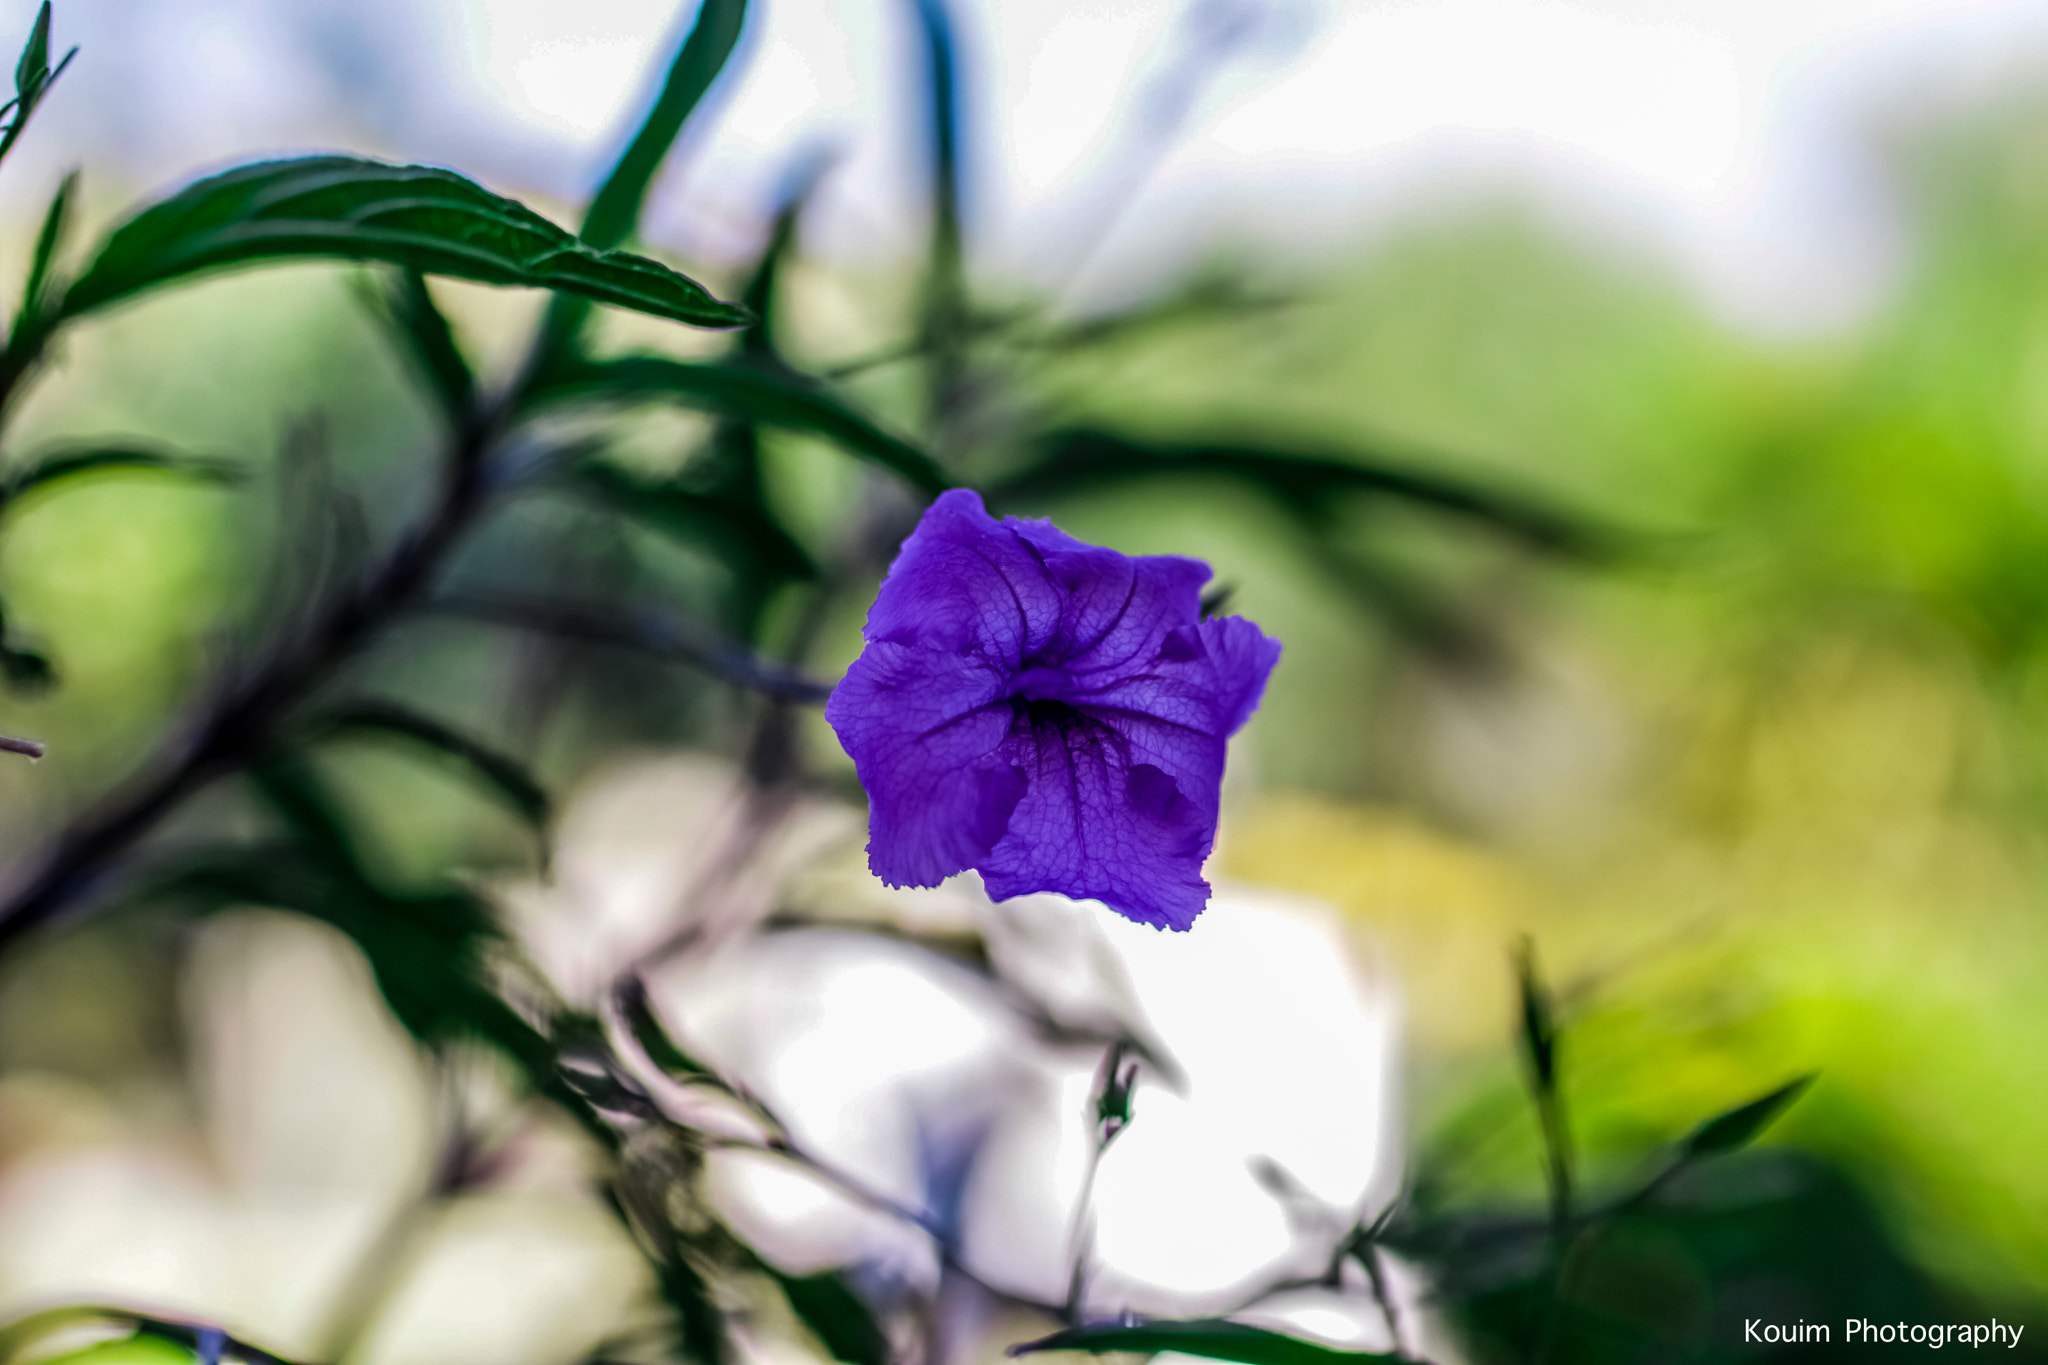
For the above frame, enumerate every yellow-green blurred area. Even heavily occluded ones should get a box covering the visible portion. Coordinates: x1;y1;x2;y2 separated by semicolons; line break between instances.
6;39;2048;1357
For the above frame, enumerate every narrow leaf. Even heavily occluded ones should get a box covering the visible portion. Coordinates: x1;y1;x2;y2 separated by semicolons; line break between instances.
571;458;814;582
0;601;52;694
1678;1075;1816;1161
529;355;950;493
0;4;72;173
370;269;474;422
617;975;711;1078
1011;1320;1399;1365
2;444;239;507
1514;939;1556;1094
988;430;1612;557
20;169;77;318
774;1271;888;1365
430;590;834;703
582;0;748;251
311;700;549;830
13;2;48;99
60;157;748;329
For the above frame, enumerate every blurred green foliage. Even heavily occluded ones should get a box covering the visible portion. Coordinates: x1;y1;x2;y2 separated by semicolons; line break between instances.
0;2;2045;1363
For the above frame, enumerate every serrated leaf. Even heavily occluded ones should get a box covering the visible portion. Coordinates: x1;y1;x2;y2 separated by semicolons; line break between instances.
1010;1320;1399;1365
1678;1075;1815;1161
988;430;1611;557
774;1271;887;1365
309;700;549;831
59;157;748;329
530;356;950;493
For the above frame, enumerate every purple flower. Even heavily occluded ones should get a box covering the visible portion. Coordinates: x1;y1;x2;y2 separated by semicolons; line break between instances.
826;490;1281;930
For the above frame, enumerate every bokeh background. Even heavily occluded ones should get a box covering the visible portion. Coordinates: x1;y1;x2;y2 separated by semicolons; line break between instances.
0;0;2045;1360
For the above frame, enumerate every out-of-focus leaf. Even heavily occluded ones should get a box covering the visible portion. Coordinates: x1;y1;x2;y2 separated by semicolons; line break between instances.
617;975;711;1078
20;169;76;317
1093;1041;1138;1141
528;356;950;493
0;602;52;694
308;700;549;831
988;430;1611;557
1010;1320;1400;1365
0;644;50;692
431;591;834;702
0;3;74;172
30;1336;193;1365
0;444;239;509
369;269;474;423
582;0;748;252
1514;940;1557;1094
537;0;749;363
12;2;48;98
1513;939;1573;1226
1676;1075;1815;1162
773;1270;888;1365
1034;275;1291;355
738;163;824;359
58;158;748;329
571;458;815;583
910;0;966;384
0;1305;108;1364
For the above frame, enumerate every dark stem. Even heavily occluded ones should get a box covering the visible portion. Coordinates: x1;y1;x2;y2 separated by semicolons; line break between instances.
0;405;504;951
0;735;42;760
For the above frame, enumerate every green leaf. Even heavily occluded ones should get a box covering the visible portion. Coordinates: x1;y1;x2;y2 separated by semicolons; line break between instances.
368;270;474;423
1010;1320;1400;1365
432;591;834;703
529;356;950;493
308;700;549;832
1513;940;1556;1094
774;1271;888;1365
20;169;76;318
582;0;748;252
616;974;711;1078
13;2;49;100
987;430;1612;557
1;444;239;509
0;601;52;694
0;3;73;172
59;157;749;329
571;458;815;584
1677;1075;1815;1161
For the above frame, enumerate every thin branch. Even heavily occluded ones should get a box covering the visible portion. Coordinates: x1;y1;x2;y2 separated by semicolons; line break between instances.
430;591;834;703
0;735;42;760
0;401;509;950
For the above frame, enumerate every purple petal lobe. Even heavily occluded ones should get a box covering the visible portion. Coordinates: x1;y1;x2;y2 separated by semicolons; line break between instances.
827;490;1281;929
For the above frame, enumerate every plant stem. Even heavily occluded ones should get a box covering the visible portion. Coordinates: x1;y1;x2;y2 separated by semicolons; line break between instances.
0;404;503;951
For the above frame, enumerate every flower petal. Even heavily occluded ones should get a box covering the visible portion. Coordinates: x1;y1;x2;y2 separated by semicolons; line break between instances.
978;707;1215;931
863;489;1063;663
826;640;1024;887
1010;519;1211;675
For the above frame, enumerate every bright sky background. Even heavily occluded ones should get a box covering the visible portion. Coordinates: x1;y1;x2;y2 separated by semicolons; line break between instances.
9;0;2048;332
